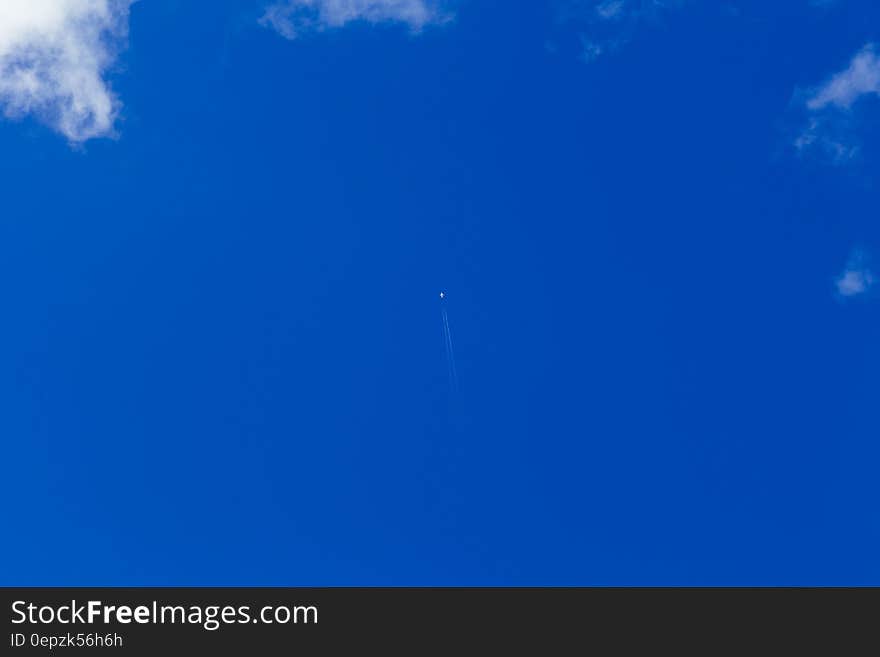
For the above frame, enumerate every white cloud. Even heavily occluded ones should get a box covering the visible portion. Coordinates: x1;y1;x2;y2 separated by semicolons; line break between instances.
554;0;686;64
260;0;446;39
595;0;626;21
0;0;132;143
579;38;606;63
807;45;880;111
793;116;859;164
835;250;875;298
796;44;880;162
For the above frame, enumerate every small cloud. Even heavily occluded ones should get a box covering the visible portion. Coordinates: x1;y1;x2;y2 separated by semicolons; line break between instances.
595;0;626;21
835;250;875;298
579;37;605;63
795;44;880;163
260;0;448;39
0;0;133;143
807;45;880;111
793;116;859;165
553;0;686;64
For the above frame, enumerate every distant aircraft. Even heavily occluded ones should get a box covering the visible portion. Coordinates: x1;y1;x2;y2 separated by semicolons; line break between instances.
439;292;446;299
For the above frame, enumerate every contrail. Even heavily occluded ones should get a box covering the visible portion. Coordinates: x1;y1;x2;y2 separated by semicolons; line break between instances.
441;297;458;390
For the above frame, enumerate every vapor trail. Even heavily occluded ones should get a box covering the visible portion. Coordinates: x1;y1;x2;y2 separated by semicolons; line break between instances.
441;304;458;390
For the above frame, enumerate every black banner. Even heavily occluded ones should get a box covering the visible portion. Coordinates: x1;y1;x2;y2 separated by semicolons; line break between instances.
2;588;877;653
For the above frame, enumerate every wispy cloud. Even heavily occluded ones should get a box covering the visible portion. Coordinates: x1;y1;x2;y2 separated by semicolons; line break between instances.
553;0;686;64
835;249;875;299
595;0;627;21
0;0;133;143
795;44;880;164
807;45;880;111
793;116;859;164
260;0;448;39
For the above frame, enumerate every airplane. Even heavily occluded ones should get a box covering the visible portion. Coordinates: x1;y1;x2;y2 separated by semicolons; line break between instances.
439;292;446;299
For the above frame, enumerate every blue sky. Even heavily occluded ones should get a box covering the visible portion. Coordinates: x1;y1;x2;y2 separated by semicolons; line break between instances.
2;0;880;585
